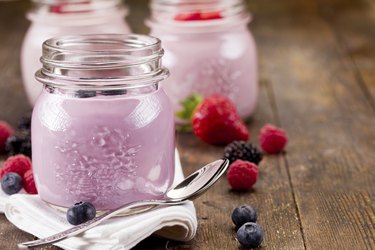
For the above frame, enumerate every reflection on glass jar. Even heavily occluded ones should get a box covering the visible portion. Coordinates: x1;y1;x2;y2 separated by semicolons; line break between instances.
32;34;175;211
147;0;258;122
22;0;131;105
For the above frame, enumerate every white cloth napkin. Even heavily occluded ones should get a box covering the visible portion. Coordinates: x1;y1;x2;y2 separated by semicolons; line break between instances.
4;150;197;250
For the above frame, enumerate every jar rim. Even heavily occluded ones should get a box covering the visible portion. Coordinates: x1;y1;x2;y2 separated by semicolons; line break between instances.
36;34;169;90
43;33;161;54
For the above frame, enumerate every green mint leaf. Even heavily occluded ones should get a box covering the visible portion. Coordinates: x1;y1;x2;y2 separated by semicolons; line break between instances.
176;94;203;121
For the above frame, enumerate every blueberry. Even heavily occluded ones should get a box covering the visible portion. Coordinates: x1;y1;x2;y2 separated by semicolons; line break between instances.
101;89;127;96
5;135;32;158
1;173;23;195
67;201;96;225
236;222;264;248
75;90;96;98
232;205;257;228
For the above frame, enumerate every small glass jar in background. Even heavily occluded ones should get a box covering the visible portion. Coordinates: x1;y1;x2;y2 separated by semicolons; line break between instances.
21;0;131;105
147;0;258;122
32;34;175;211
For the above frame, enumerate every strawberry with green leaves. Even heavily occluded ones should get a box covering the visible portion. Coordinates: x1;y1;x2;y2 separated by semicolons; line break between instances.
177;94;249;146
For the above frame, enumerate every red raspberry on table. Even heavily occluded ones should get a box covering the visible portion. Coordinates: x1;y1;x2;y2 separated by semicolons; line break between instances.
192;95;249;146
227;160;258;190
0;154;32;178
23;169;38;194
259;124;288;154
0;121;14;153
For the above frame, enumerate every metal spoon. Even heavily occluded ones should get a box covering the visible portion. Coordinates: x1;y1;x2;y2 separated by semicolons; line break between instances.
18;159;229;249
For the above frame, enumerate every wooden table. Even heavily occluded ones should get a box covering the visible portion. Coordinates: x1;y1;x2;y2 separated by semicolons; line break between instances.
0;0;374;249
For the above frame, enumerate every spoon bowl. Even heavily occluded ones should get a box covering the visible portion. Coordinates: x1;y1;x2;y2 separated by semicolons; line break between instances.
18;158;229;249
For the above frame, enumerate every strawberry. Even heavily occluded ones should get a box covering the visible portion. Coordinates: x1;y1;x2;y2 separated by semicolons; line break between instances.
0;154;32;178
192;95;249;145
23;169;38;194
0;121;14;153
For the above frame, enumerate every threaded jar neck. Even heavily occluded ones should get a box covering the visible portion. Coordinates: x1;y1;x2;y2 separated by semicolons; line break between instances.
148;0;250;31
36;34;169;91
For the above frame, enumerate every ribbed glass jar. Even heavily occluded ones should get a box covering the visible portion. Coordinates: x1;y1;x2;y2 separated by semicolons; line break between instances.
32;34;175;210
147;0;258;122
22;0;131;105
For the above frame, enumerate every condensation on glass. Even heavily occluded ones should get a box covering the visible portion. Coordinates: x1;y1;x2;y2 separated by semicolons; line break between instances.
32;34;175;211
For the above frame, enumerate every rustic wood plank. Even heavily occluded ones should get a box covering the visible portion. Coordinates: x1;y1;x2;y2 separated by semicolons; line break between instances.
1;0;375;249
0;0;306;249
247;0;375;249
317;0;375;113
134;80;305;250
0;1;32;127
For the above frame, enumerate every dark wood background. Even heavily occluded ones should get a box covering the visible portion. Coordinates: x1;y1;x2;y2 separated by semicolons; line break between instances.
0;0;374;249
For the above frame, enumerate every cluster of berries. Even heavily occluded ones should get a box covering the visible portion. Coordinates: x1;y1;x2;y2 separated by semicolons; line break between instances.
0;155;37;195
224;123;288;191
178;95;288;149
178;94;288;192
0;115;32;158
224;140;262;191
231;205;264;248
1;119;93;225
0;118;37;195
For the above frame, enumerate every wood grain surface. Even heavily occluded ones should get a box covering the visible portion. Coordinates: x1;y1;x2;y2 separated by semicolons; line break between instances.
0;0;374;249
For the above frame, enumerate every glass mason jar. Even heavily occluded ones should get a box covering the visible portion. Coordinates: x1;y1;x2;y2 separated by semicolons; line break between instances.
22;0;131;106
32;34;175;211
147;0;258;121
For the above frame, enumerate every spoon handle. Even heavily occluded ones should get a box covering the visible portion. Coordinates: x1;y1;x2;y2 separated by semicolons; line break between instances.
17;199;184;249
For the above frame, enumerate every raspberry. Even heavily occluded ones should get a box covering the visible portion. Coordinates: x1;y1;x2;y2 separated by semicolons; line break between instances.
0;154;32;178
224;141;263;164
23;169;38;194
0;121;14;153
227;160;258;190
192;95;249;146
259;124;288;154
174;11;222;21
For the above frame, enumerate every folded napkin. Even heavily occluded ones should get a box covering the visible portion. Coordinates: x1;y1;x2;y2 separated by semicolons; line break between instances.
4;150;197;250
0;185;26;213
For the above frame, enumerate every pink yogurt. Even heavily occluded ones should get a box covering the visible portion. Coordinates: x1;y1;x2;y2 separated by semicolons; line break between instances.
32;34;175;210
148;0;258;121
